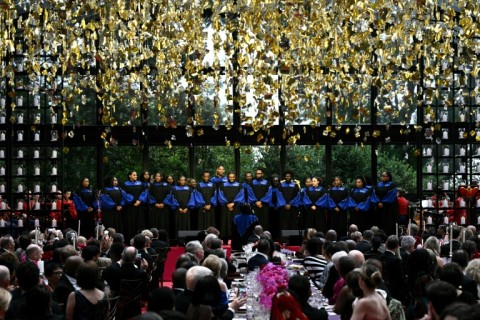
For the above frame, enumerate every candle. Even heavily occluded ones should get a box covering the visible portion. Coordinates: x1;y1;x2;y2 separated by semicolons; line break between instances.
443;199;449;207
426;148;432;156
443;181;449;190
51;167;57;176
96;224;99;240
442;113;448;121
34;219;40;227
35;114;40;123
460;114;465;122
52;219;57;228
459;130;465;139
449;225;453;256
426;164;432;173
0;150;3;158
460;147;466;156
444;148;449;156
51;201;57;210
52;149;57;158
17;184;23;193
0;167;4;175
34;132;40;141
427;216;433;224
459;164;465;173
78;221;81;237
17;149;23;158
17;219;23;228
0;132;4;141
477;216;480;225
35;202;40;210
427;181;433;190
443;164;449;173
35;227;38;244
72;234;76;249
17;62;23;72
17;114;23;124
0;184;4;193
34;184;40;193
0;97;4;107
461;216;466;225
34;95;40;107
0;219;4;227
395;223;398;238
33;149;39;158
443;130;448;139
17;167;22;176
34;167;40;176
17;131;23;141
51;184;57;193
444;216;449;224
0;115;4;124
460;199;466;207
51;114;57;124
17;201;23;210
0;202;6;210
407;223;410;236
17;96;23;106
477;198;480;207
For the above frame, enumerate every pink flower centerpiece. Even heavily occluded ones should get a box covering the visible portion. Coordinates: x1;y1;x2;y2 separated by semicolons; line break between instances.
256;262;289;309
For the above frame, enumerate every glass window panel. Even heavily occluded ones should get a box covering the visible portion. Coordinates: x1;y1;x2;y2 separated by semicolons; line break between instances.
240;146;280;179
150;146;190;181
63;146;97;190
376;80;419;125
103;146;143;185
284;145;325;183
332;75;372;125
194;146;234;180
378;145;417;195
331;145;372;187
63;75;97;126
193;75;233;127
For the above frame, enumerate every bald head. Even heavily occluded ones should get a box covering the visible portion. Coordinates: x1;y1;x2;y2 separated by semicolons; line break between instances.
0;265;10;289
64;255;84;278
185;266;213;291
253;225;263;236
348;250;365;268
26;244;43;262
122;246;138;263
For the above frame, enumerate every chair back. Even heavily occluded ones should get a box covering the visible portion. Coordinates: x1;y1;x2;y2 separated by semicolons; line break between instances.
116;279;144;320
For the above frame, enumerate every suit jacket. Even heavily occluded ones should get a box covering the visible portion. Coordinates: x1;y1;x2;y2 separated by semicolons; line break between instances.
355;240;372;253
247;253;269;271
380;251;407;304
53;274;76;309
175;289;193;314
462;275;478;300
440;240;462;257
151;239;169;250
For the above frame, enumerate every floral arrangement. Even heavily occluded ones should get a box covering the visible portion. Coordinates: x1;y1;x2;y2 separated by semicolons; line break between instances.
256;262;289;309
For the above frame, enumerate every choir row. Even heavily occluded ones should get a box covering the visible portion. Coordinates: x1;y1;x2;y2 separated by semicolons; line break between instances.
73;169;399;240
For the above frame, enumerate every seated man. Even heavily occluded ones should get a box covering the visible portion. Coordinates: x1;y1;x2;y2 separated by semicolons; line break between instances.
247;239;270;271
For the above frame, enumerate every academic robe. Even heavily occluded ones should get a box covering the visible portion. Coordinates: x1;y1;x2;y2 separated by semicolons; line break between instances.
100;186;129;232
303;186;328;232
217;181;245;237
196;181;217;230
169;186;196;232
231;213;259;250
250;179;273;230
141;181;151;228
73;187;99;239
348;187;373;232
372;181;398;236
327;186;349;236
276;181;301;230
123;181;148;240
148;181;172;230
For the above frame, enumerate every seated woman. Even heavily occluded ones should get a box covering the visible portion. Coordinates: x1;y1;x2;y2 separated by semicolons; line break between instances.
231;203;259;250
302;237;327;288
346;267;391;320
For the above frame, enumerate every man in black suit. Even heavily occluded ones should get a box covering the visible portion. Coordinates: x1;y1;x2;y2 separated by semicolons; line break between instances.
247;238;270;271
247;225;263;244
451;249;478;299
172;267;187;296
107;246;150;319
440;225;462;257
151;228;170;250
400;235;416;272
53;255;83;310
175;265;213;313
355;230;373;253
380;235;407;304
288;275;328;320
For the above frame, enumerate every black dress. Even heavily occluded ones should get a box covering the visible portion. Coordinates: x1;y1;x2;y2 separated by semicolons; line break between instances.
149;181;172;230
123;180;146;240
72;290;109;320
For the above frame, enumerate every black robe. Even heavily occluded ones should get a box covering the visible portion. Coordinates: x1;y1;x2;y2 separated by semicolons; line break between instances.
304;186;327;232
123;181;145;240
197;181;216;230
100;187;124;232
149;182;172;230
328;186;349;236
